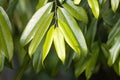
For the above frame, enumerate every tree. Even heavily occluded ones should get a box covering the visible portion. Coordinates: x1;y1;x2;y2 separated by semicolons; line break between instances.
0;0;120;80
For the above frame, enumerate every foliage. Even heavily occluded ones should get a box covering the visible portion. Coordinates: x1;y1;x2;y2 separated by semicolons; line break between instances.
0;0;120;80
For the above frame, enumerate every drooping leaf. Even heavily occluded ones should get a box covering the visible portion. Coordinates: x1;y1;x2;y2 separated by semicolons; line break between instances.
58;20;80;55
29;13;54;57
111;0;119;12
85;43;99;79
108;36;120;66
0;7;13;61
33;37;45;73
53;27;65;63
58;8;88;55
88;0;100;19
0;52;4;72
63;1;88;23
36;0;48;10
74;0;81;5
42;26;54;64
20;2;53;46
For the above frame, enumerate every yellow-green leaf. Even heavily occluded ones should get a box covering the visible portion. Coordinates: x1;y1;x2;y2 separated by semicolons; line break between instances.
74;0;81;5
88;0;100;19
0;7;13;61
36;0;48;10
20;2;53;46
58;20;80;54
53;27;65;63
42;26;54;64
0;52;4;72
29;13;53;57
111;0;119;12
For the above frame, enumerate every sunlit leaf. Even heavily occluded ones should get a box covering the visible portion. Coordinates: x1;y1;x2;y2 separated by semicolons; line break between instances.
111;0;119;12
0;52;4;72
88;0;100;19
58;20;80;54
58;8;88;55
36;0;48;10
29;13;53;57
74;0;81;5
108;36;120;66
53;27;65;63
42;26;54;64
0;7;13;61
63;1;88;23
20;2;53;46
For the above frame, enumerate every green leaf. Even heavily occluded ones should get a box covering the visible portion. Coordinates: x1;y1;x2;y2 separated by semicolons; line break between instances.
29;13;53;57
86;18;98;48
108;36;120;66
63;1;88;23
42;26;54;64
74;0;81;5
20;2;53;46
0;52;4;72
111;0;119;12
0;7;13;61
53;27;65;63
33;37;45;73
58;20;80;54
36;0;48;10
85;43;99;79
88;0;100;19
107;18;120;45
58;8;88;55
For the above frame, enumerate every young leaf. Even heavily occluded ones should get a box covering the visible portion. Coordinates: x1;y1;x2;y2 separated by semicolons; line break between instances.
58;8;88;55
42;26;54;64
88;0;100;19
53;27;65;63
111;0;119;12
63;1;88;23
0;7;13;61
74;0;81;5
58;20;80;55
29;13;53;57
20;2;53;46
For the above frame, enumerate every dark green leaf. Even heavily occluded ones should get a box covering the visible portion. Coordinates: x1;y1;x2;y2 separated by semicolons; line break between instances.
0;52;4;72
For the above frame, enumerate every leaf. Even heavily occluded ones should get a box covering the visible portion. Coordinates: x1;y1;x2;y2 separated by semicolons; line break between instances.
33;37;45;73
42;26;54;64
20;2;53;46
63;1;88;23
0;7;13;61
58;20;80;54
36;0;48;10
108;36;120;66
29;13;53;57
107;18;120;45
86;18;98;48
88;0;100;19
0;52;4;72
57;8;88;55
53;27;65;63
111;0;119;12
85;43;99;79
74;0;81;5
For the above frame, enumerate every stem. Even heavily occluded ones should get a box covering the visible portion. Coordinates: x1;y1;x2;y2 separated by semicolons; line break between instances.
54;0;58;27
